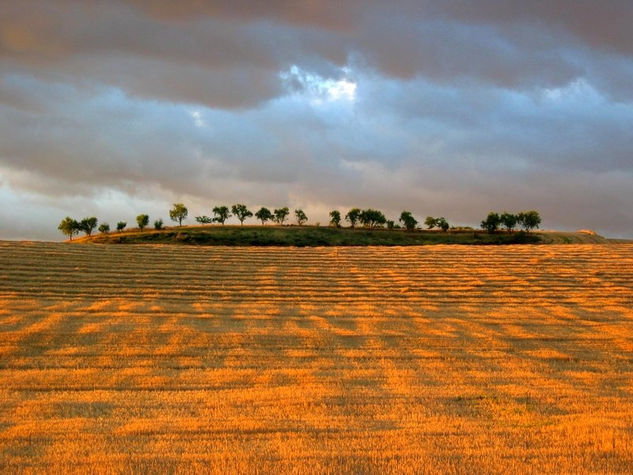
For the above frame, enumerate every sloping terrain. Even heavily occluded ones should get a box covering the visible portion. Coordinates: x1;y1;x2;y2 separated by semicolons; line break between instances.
74;224;550;246
1;242;633;473
538;231;616;244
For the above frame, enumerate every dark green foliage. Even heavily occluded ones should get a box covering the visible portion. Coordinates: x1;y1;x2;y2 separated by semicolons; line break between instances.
436;217;449;232
500;212;518;232
154;219;163;230
136;214;149;230
273;207;289;225
387;220;395;230
212;206;231;225
255;207;273;225
86;225;542;246
295;209;308;225
231;204;252;225
58;217;80;240
359;209;387;228
80;217;98;236
481;212;501;234
195;216;213;224
98;223;110;234
169;203;188;226
345;208;361;228
329;210;341;227
517;210;541;232
116;221;127;232
424;216;437;229
399;211;418;231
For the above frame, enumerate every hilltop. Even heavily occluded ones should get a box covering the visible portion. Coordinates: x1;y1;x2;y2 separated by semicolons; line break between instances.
70;225;619;246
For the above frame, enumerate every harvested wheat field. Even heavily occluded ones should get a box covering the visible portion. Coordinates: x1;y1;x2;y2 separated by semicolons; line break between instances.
1;242;633;473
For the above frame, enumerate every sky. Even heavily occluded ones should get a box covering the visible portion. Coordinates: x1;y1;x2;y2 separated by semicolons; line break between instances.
1;0;632;240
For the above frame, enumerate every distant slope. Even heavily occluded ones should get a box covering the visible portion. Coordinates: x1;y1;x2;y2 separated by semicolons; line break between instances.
72;225;628;246
537;231;619;244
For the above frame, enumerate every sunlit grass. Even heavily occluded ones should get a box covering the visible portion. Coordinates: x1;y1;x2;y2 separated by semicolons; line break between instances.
0;242;632;472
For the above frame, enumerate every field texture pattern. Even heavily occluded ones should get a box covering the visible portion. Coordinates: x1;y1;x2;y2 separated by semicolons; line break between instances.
1;242;633;473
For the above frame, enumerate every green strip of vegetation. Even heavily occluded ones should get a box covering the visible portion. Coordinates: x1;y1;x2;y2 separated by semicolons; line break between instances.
83;225;542;246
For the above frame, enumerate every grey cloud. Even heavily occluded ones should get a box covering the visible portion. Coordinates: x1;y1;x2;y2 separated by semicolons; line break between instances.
1;0;633;239
424;0;633;57
3;0;633;107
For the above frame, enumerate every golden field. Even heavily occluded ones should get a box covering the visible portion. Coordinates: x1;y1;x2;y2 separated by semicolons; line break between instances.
1;242;633;473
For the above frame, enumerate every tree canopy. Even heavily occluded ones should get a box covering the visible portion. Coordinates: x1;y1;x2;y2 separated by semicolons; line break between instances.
274;207;290;225
345;208;361;228
436;217;449;232
329;210;341;227
500;212;518;232
399;211;418;231
295;209;308;225
481;212;501;234
169;203;188;226
58;217;79;240
359;209;387;228
80;217;98;236
212;206;231;225
136;214;149;230
518;210;541;232
255;207;273;225
231;204;252;225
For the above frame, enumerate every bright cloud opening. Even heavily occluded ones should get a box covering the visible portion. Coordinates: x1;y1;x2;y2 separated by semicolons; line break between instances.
280;65;357;105
189;110;205;127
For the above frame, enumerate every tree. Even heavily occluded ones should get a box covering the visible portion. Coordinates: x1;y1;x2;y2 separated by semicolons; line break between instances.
517;210;541;232
136;214;149;230
98;223;110;234
359;209;387;228
195;216;213;224
481;212;501;234
436;217;449;232
424;216;437;229
169;203;188;226
212;206;231;225
387;220;395;230
255;207;273;225
231;204;252;225
116;221;127;232
273;207;290;225
154;219;163;230
500;212;518;233
58;217;79;240
399;211;418;231
80;217;98;236
329;210;341;227
295;209;308;225
345;208;361;228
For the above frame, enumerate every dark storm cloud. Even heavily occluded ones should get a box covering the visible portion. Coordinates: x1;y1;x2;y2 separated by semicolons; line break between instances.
4;1;633;103
0;0;632;239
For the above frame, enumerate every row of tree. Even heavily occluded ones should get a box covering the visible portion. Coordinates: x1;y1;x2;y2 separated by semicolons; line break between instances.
480;210;541;233
58;214;153;240
194;205;307;226
58;202;541;239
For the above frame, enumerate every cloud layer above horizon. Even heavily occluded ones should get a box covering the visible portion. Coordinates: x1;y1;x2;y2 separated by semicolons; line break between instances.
1;0;632;239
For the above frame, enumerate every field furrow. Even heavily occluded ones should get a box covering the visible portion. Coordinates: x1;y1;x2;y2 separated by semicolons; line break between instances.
1;242;633;473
